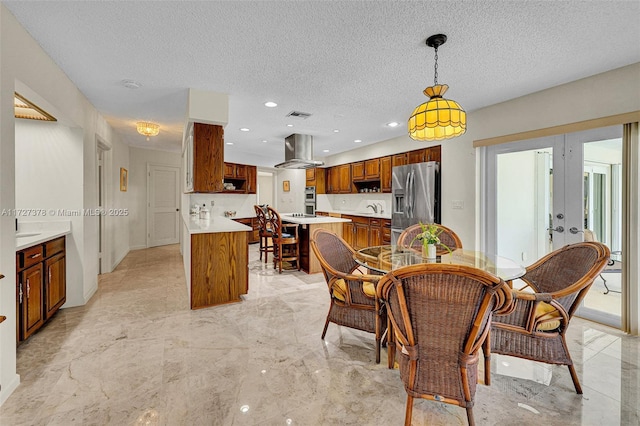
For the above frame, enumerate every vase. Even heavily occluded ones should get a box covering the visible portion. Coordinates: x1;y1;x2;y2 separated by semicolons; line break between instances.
422;244;437;259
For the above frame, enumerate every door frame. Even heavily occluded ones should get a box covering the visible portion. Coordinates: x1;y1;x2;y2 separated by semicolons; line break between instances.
96;136;112;273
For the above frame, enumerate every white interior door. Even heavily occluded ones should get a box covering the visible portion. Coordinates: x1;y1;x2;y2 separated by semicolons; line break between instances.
147;164;180;247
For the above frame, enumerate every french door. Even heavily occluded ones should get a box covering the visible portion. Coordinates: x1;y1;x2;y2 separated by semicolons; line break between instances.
485;125;623;327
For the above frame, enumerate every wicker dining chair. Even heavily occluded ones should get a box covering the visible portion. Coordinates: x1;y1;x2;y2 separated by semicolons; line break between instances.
266;206;300;273
397;223;462;255
483;241;610;394
377;263;512;426
310;228;387;363
253;205;274;262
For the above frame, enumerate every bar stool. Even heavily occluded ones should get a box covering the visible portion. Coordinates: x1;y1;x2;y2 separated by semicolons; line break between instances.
267;206;300;273
254;205;274;262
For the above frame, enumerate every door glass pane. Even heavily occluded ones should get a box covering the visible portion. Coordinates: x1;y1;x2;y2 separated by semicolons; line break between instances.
496;148;553;263
579;138;622;324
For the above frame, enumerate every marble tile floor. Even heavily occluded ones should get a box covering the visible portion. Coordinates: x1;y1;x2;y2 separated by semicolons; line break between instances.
1;244;639;425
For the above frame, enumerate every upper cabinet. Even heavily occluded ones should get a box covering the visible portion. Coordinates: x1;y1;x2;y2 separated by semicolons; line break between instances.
323;145;441;195
223;162;256;194
185;122;225;193
327;164;351;194
305;167;326;194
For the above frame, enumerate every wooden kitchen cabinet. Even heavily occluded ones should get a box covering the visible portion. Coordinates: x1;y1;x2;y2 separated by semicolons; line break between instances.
233;217;259;244
18;263;44;342
246;165;257;194
380;156;392;193
16;236;66;343
352;159;380;182
190;123;225;193
306;167;326;193
223;162;256;194
407;148;428;164
330;164;352;193
392;153;408;167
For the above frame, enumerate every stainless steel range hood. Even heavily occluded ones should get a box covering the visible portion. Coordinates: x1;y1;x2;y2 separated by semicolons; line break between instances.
274;134;324;169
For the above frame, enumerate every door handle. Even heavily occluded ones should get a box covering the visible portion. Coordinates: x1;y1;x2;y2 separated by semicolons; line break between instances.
569;227;583;234
547;226;564;233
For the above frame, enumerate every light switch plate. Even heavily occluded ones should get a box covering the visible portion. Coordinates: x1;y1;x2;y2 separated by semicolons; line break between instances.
452;200;464;210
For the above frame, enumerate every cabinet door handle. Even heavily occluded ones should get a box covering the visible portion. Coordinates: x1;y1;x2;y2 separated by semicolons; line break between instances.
19;283;23;304
29;253;41;259
26;278;30;299
49;266;52;283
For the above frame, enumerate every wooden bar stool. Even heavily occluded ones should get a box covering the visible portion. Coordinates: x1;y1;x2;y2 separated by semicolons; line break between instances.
254;205;274;262
266;206;300;273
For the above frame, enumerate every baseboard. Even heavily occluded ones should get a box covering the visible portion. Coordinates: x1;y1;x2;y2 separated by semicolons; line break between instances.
0;373;20;407
129;245;147;251
111;248;130;270
83;283;98;304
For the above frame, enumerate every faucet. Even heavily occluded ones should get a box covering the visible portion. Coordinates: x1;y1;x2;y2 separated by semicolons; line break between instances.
366;204;378;214
376;202;384;214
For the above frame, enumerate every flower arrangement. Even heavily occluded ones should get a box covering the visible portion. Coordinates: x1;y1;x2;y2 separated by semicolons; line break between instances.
410;222;451;253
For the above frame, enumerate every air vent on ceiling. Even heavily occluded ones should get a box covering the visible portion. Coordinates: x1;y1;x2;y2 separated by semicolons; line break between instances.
286;110;312;119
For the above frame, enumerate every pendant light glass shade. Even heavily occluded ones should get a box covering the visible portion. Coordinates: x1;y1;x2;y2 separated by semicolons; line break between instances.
408;84;466;141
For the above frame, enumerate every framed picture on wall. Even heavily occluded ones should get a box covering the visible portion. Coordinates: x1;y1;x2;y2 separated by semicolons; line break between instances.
283;180;290;192
120;168;128;192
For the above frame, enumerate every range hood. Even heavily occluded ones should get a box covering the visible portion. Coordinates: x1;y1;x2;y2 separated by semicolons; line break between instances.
274;134;324;169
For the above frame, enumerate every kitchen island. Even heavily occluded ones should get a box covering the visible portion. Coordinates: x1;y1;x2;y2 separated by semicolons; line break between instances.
182;213;251;309
280;214;351;274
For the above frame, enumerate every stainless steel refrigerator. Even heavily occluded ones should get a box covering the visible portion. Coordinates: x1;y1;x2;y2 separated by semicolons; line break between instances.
391;161;440;244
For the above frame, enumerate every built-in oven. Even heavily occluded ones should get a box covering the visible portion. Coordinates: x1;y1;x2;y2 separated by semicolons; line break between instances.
304;203;315;216
304;186;316;215
304;186;316;203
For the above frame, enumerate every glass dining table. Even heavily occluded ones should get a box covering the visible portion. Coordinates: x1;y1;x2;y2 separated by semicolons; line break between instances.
354;245;526;281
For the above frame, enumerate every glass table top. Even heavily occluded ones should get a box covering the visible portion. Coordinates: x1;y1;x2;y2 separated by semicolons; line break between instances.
354;245;526;281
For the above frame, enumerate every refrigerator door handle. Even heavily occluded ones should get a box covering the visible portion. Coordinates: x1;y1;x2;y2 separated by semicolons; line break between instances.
404;172;411;217
409;170;416;218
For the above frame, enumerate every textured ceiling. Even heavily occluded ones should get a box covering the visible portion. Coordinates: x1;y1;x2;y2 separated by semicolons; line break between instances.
4;1;640;168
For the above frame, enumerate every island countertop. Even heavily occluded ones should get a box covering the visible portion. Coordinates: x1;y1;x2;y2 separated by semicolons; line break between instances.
182;213;252;234
280;214;351;225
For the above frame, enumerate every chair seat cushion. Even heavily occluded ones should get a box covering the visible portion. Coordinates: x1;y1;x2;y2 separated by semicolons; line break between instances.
332;278;376;301
534;301;562;331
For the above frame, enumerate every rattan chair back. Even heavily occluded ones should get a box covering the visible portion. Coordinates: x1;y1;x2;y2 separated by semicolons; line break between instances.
397;223;462;255
377;263;511;426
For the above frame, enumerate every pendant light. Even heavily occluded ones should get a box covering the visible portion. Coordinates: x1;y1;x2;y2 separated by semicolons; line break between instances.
408;34;466;141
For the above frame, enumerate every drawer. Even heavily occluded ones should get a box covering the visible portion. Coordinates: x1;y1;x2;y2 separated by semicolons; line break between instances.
45;237;65;257
19;245;44;270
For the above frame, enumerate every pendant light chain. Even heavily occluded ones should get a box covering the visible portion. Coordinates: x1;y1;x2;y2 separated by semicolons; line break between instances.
433;46;439;86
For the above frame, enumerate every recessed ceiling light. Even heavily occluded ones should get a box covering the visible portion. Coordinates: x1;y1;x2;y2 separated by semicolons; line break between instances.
287;124;294;127
333;129;340;133
323;149;330;153
387;121;399;127
226;142;234;145
264;101;277;107
240;128;250;132
354;139;362;143
262;140;267;143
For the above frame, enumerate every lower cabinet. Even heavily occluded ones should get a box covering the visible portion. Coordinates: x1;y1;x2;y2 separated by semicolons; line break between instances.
342;215;388;250
16;236;66;343
233;217;259;244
